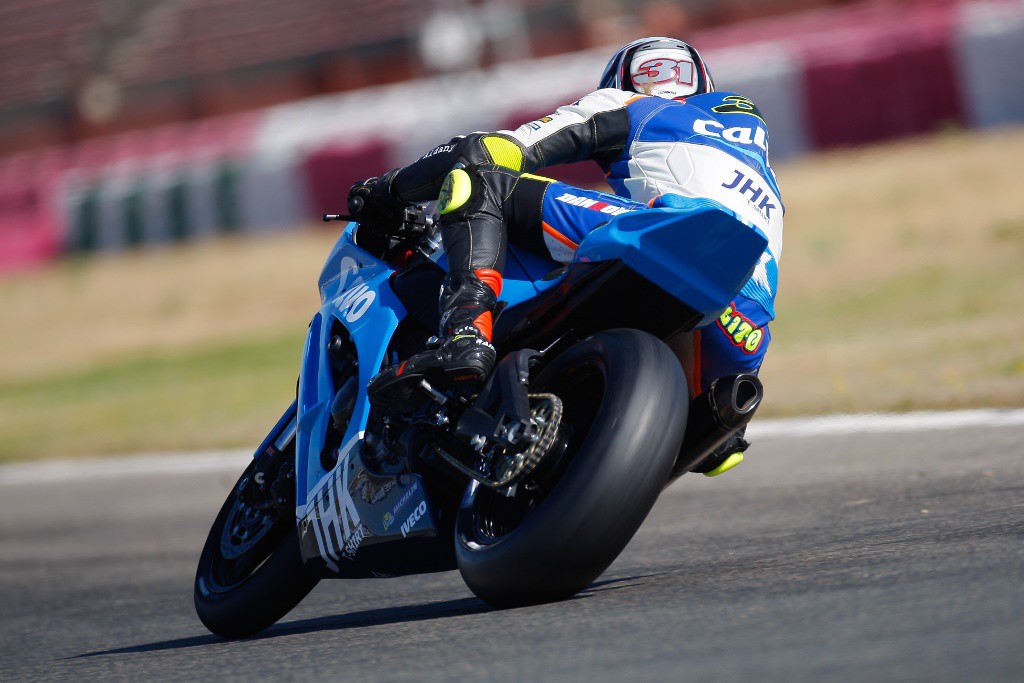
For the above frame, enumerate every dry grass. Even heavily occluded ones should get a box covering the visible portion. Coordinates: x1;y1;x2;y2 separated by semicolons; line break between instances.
0;229;336;382
761;127;1024;413
1;126;1022;460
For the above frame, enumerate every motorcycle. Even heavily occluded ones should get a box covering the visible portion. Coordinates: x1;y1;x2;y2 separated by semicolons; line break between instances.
194;195;767;639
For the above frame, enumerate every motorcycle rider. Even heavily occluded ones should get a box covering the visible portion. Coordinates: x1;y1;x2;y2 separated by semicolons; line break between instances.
348;37;782;474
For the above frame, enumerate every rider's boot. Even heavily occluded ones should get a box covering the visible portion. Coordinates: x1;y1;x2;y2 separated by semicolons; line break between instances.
368;269;501;413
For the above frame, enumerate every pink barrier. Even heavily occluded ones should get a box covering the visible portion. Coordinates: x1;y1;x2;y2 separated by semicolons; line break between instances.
799;3;964;148
300;143;392;222
804;40;964;148
0;158;61;270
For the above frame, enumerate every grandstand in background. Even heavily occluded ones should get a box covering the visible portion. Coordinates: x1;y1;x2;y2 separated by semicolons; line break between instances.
1;0;1023;270
0;0;833;155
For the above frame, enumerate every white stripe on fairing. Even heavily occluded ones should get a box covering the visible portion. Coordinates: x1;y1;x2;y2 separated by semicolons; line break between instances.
2;409;1023;486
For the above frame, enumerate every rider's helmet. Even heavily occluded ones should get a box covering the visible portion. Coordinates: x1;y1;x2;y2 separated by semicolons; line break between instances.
598;37;715;99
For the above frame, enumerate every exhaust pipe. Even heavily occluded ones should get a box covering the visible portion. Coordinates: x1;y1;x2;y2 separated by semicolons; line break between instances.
668;373;763;484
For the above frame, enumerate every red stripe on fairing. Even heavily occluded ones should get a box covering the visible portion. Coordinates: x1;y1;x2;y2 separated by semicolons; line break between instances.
542;221;579;250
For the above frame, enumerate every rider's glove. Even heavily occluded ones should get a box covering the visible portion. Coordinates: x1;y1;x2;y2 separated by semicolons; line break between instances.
347;169;405;255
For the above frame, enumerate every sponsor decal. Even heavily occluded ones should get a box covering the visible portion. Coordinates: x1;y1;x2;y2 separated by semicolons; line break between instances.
693;119;768;153
400;500;428;538
524;115;555;131
554;192;634;216
333;281;375;323
341;523;367;560
348;468;397;505
711;95;765;123
632;58;695;88
383;482;420;531
721;170;776;220
309;459;363;572
716;303;765;354
422;143;455;159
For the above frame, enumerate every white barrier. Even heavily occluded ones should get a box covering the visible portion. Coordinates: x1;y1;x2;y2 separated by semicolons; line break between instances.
713;43;809;161
238;152;307;233
956;1;1024;128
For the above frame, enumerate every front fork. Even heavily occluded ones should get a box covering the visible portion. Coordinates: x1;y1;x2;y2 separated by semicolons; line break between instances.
237;402;299;516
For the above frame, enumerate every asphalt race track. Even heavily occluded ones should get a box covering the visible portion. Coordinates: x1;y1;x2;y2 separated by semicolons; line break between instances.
2;414;1022;682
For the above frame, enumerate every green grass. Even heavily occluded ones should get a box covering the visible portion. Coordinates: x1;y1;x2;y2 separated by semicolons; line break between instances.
0;330;305;462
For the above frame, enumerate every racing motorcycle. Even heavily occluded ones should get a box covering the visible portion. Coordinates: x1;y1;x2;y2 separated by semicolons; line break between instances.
194;194;767;639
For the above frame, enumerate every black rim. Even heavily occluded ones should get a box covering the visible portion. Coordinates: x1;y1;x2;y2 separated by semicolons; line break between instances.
198;456;295;596
461;356;608;548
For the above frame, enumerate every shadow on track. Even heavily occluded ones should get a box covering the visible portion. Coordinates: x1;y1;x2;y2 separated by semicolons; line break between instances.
68;596;489;658
69;575;656;659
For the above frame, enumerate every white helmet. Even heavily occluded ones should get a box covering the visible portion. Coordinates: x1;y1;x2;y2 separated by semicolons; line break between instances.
599;36;715;99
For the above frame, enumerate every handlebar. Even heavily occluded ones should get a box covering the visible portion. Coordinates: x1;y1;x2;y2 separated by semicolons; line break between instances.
322;203;441;268
322;213;358;222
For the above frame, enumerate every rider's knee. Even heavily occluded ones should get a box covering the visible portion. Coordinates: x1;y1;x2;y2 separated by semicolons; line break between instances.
437;163;520;222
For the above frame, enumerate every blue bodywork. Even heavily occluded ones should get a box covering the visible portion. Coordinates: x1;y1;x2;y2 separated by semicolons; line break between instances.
283;197;767;576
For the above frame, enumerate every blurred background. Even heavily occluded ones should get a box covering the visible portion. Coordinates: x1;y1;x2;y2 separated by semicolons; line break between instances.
1;0;1023;461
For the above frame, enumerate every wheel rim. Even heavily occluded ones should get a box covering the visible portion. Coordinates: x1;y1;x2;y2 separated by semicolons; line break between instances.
460;356;607;549
198;459;293;596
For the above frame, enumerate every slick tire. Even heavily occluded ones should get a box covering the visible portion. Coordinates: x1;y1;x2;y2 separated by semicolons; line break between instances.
194;462;319;639
455;329;688;607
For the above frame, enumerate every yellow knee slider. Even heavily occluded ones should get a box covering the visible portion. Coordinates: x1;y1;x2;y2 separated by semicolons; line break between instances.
439;168;474;215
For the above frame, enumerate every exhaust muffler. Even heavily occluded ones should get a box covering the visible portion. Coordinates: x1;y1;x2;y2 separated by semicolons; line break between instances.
667;373;763;484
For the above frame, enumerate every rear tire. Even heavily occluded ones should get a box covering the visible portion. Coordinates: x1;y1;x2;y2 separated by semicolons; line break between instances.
455;329;688;607
194;457;319;639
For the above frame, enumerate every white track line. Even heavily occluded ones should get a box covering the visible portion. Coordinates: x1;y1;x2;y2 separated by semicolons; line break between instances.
2;409;1023;486
0;449;251;486
748;407;1024;438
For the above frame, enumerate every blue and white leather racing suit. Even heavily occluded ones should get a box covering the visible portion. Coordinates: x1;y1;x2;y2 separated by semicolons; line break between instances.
384;88;783;394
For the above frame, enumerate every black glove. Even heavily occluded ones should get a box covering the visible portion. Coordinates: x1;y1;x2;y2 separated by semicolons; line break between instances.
348;170;406;258
348;169;405;230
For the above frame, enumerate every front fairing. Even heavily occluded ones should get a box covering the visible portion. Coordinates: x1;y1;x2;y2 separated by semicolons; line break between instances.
296;224;405;509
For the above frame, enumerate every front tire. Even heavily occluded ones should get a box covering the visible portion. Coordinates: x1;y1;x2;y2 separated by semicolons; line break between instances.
194;457;319;639
455;329;688;607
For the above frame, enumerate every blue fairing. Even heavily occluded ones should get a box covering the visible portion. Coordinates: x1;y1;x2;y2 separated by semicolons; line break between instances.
296;226;405;507
574;197;768;327
294;198;764;509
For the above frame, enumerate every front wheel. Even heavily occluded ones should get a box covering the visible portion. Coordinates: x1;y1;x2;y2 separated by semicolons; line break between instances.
455;329;689;607
194;446;318;638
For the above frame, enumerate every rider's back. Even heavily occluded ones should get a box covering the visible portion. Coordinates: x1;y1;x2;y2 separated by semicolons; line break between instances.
504;87;783;318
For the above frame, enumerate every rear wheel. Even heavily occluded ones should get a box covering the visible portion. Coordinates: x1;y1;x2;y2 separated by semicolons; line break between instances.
455;329;688;607
194;417;319;638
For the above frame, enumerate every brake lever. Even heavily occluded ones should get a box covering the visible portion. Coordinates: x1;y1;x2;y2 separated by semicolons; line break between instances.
322;213;358;223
